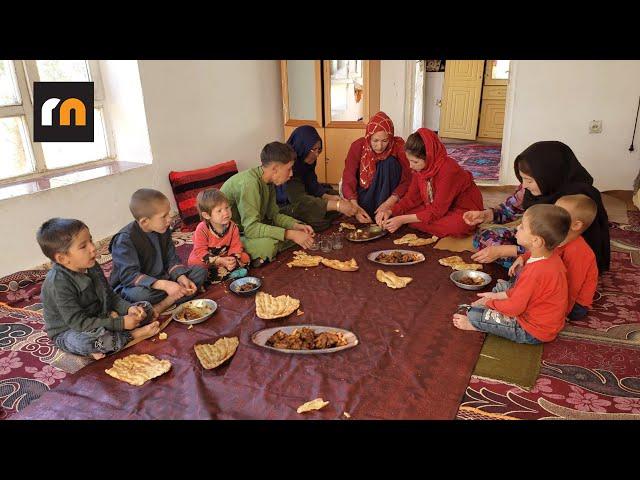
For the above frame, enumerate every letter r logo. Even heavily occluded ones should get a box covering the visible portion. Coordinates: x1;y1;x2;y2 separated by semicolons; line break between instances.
34;82;93;142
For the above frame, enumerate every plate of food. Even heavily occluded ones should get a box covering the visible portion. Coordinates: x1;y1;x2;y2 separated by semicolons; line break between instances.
346;224;387;242
450;270;492;291
251;325;358;354
367;249;426;266
172;299;217;325
229;276;262;296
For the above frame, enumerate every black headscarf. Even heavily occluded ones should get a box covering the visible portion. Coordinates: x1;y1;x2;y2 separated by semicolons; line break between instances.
275;125;329;205
514;141;610;272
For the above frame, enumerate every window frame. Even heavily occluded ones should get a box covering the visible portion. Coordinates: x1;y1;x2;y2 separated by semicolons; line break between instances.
0;59;117;187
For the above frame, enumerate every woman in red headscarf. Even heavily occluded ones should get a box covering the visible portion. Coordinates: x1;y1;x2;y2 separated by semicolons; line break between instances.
379;128;484;238
341;112;412;223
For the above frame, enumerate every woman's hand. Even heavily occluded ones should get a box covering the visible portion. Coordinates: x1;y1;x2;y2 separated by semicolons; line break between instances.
471;246;506;264
463;209;493;226
375;195;398;216
374;208;392;228
338;200;358;217
383;216;406;233
355;211;372;223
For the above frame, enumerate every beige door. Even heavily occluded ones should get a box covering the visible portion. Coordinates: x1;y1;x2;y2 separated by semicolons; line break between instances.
284;125;326;182
439;60;485;140
477;85;507;140
324;128;365;185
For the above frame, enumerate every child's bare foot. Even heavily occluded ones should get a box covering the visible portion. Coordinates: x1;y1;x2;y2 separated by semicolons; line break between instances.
90;352;106;360
452;314;479;331
153;293;182;316
131;321;161;339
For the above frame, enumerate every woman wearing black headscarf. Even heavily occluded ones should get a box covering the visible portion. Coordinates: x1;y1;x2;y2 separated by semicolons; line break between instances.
276;125;357;231
464;141;610;272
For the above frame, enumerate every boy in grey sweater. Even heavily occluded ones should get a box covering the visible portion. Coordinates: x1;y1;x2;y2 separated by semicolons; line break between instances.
37;218;160;359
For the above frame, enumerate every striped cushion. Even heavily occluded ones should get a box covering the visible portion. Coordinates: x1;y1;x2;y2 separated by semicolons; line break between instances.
168;160;238;230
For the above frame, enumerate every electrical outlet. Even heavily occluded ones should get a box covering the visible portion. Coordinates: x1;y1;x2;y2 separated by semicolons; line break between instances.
589;120;602;134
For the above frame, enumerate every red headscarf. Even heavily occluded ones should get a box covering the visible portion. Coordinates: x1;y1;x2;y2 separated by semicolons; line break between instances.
413;128;451;204
359;111;405;189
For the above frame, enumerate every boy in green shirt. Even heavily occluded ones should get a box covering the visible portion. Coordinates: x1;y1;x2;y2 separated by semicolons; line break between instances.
221;142;315;265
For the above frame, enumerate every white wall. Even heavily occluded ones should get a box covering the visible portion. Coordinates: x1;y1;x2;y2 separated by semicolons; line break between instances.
380;60;408;138
0;60;283;277
501;60;640;190
424;72;444;131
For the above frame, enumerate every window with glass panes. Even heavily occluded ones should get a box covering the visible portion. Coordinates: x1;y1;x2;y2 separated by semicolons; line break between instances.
0;60;114;182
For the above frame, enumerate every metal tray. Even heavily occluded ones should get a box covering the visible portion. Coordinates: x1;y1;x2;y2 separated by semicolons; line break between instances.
367;249;426;266
251;325;358;354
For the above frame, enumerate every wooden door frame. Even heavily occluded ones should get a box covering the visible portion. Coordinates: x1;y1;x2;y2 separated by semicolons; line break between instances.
498;60;518;186
411;59;518;185
281;60;323;128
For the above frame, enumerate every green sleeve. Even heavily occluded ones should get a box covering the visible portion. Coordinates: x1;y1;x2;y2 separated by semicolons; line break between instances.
238;180;288;241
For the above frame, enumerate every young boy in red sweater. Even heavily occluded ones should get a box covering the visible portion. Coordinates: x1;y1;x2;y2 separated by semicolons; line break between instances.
452;204;571;344
508;194;599;321
187;189;250;284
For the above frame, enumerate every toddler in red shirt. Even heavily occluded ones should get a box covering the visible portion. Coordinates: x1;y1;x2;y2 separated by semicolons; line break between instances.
452;204;571;344
187;189;250;284
509;194;599;321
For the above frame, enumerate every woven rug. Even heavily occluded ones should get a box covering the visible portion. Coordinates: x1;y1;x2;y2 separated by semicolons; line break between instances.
458;338;640;420
457;247;640;419
445;143;501;181
0;229;194;420
609;211;640;250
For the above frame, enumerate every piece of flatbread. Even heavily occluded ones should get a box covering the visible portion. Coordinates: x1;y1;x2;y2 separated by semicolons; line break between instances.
287;251;324;268
321;258;359;272
438;255;483;271
194;337;239;369
339;222;356;230
376;270;413;289
393;233;439;247
255;292;301;319
105;354;171;386
297;398;330;414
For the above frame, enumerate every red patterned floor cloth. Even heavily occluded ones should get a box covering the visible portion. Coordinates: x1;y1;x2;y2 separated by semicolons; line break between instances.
457;250;640;420
610;211;640;249
7;225;492;420
4;224;640;420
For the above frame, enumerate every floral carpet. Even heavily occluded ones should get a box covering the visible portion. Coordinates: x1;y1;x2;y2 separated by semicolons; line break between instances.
445;143;501;182
457;250;640;420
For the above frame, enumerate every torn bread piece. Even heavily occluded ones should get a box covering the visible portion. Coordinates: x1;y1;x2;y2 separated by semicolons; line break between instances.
105;354;171;386
194;337;239;369
297;398;330;414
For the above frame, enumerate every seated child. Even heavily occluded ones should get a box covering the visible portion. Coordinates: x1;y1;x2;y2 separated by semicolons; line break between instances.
220;141;315;267
37;218;160;359
452;204;571;344
187;188;250;283
509;194;598;321
109;188;208;313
